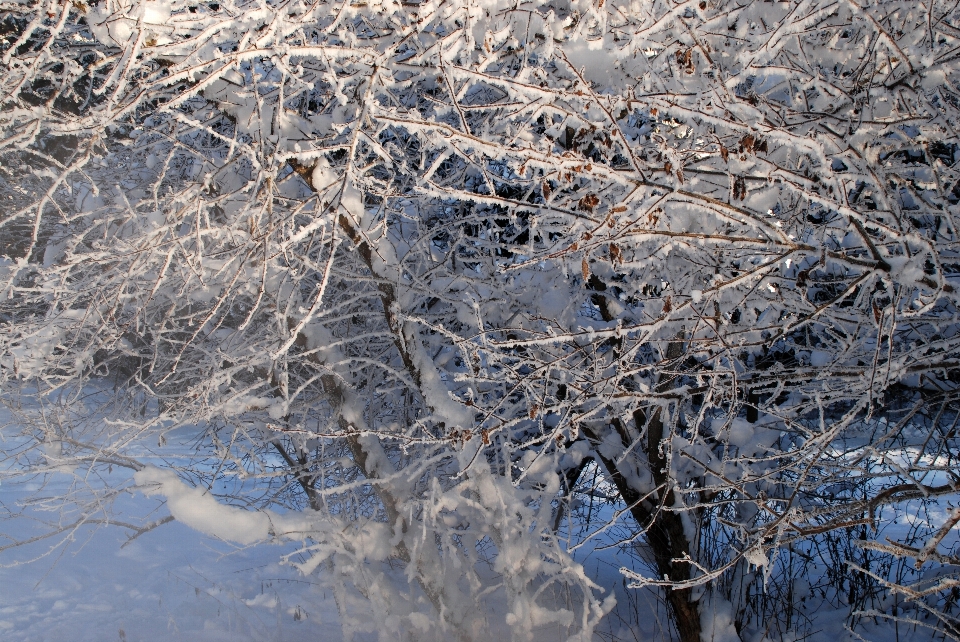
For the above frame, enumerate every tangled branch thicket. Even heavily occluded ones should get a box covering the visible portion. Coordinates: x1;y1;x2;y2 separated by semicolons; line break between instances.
2;0;960;640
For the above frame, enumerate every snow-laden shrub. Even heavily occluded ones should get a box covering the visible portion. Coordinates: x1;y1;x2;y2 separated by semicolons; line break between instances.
2;0;959;640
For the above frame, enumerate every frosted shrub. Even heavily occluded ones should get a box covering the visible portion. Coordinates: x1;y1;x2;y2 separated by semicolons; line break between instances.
2;0;959;640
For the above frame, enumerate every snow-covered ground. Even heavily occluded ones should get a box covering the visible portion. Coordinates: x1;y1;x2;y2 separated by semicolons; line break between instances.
0;461;657;642
1;481;952;642
0;489;341;642
0;407;338;642
1;414;953;642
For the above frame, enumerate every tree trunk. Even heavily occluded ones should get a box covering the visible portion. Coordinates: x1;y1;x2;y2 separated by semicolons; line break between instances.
584;422;702;642
583;334;703;642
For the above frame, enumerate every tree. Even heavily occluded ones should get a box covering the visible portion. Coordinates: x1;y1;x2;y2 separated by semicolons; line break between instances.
2;0;960;640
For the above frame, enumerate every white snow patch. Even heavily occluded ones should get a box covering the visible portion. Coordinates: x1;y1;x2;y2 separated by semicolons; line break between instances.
134;467;270;545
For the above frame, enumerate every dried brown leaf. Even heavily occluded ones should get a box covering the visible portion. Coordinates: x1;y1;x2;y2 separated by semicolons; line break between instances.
733;175;746;200
578;193;600;212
